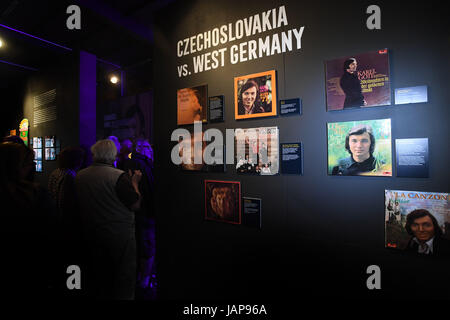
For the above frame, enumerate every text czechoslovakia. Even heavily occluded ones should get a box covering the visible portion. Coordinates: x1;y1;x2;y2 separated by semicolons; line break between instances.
176;5;305;77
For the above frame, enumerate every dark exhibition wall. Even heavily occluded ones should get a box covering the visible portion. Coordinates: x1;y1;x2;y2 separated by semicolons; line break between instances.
21;54;81;186
153;0;449;301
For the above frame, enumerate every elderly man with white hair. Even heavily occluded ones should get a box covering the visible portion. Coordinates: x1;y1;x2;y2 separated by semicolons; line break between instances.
75;139;142;300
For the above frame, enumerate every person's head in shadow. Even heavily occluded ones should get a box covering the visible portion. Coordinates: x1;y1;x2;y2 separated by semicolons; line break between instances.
58;146;86;172
0;142;35;192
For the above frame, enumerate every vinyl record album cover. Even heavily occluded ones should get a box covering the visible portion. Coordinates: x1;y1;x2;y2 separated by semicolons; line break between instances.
235;70;277;120
177;85;208;125
385;190;450;256
235;126;279;175
325;49;390;111
327;119;392;176
205;180;241;224
178;129;225;172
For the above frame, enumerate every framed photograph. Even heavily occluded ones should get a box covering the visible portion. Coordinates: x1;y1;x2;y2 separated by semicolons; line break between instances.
325;49;391;111
33;137;42;149
35;160;42;172
177;84;208;125
205;180;241;224
34;148;42;161
235;126;279;175
327;119;392;176
385;190;450;256
235;70;277;120
45;147;56;160
178;129;225;172
45;136;55;147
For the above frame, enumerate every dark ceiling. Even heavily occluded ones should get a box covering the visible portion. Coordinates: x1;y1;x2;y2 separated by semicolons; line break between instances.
0;0;170;87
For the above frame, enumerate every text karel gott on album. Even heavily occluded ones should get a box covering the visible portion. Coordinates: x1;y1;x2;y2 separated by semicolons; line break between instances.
176;5;306;77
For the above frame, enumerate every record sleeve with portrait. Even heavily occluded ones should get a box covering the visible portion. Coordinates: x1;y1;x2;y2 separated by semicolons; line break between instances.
177;84;208;125
205;180;241;224
178;129;225;172
234;70;277;120
325;49;391;111
235;126;279;175
385;190;450;255
327;118;392;176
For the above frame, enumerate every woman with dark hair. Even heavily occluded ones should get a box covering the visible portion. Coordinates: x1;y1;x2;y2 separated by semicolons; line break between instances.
0;142;56;296
405;209;450;256
238;79;265;115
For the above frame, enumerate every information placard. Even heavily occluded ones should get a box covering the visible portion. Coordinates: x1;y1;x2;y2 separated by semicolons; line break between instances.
242;197;262;229
394;85;428;105
208;95;225;122
395;138;429;178
280;98;301;116
281;142;303;174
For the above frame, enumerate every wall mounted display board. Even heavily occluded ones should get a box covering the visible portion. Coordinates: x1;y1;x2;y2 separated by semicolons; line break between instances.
280;142;303;174
33;89;57;128
205;180;241;224
325;49;391;111
177;85;208;125
328;118;392;176
242;197;262;229
385;190;449;255
235;126;279;175
153;0;450;300
208;95;225;123
396;138;429;178
235;70;277;119
394;85;428;105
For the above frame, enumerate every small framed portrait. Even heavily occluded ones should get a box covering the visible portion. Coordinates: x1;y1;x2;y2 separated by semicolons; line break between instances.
205;180;241;224
234;70;277;120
